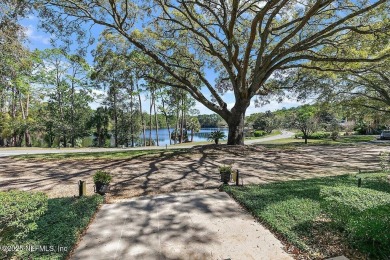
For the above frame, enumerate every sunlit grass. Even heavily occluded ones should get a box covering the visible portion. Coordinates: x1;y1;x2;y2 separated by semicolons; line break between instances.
260;135;379;148
224;172;390;259
12;149;185;160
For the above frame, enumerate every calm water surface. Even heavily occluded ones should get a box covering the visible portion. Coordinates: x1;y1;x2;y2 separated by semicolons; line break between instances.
140;128;228;146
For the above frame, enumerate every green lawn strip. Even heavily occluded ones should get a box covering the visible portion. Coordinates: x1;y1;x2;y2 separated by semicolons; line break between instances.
14;195;104;260
334;135;378;143
260;135;378;147
11;148;186;160
223;173;390;258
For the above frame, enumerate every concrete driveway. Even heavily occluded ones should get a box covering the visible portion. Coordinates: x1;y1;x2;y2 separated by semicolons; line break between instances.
72;191;292;260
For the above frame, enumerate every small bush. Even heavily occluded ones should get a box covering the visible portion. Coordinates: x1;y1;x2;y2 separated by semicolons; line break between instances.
309;131;330;139
207;130;226;144
295;131;330;139
0;190;48;243
331;131;339;141
93;170;112;184
295;133;303;138
254;130;266;137
219;165;232;173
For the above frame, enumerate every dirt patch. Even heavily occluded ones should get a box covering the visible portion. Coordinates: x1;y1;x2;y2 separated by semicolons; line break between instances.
0;144;387;202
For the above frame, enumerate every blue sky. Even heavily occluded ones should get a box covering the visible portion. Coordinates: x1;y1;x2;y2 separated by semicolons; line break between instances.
21;15;304;115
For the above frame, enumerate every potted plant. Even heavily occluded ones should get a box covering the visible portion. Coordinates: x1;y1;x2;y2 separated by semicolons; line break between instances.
219;165;232;184
93;170;112;195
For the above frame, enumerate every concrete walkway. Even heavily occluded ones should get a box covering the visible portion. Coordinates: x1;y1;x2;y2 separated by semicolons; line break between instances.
72;191;293;260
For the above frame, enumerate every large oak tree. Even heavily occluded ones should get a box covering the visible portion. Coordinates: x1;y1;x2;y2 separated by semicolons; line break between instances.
37;0;389;144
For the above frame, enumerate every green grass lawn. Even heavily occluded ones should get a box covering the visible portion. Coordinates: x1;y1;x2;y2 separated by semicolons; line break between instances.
13;195;104;260
223;172;390;259
12;149;185;160
260;134;378;148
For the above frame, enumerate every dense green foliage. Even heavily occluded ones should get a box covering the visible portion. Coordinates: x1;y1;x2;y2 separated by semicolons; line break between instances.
35;0;389;145
224;173;390;258
219;165;232;174
207;130;226;144
0;191;48;247
253;130;267;137
93;170;112;184
12;195;103;260
1;1;389;147
295;131;331;139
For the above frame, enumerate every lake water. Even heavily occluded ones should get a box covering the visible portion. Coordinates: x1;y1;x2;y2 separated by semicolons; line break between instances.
141;128;229;146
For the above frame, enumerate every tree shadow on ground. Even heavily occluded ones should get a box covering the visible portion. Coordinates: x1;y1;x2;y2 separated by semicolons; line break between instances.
0;144;385;200
73;192;258;259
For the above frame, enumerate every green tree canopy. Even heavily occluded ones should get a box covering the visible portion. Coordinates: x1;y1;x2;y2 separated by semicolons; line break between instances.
36;0;390;144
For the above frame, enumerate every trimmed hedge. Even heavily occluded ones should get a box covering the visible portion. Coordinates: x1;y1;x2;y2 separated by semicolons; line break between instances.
254;130;266;137
295;131;331;139
0;190;48;244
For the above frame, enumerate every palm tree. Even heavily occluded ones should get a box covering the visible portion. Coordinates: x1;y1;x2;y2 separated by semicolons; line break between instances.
207;130;226;145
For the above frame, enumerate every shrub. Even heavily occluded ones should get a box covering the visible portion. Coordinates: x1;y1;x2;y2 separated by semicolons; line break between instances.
309;131;330;139
295;131;330;139
93;170;112;184
254;130;266;137
295;132;304;139
0;190;48;244
207;130;226;144
219;165;232;173
331;131;339;141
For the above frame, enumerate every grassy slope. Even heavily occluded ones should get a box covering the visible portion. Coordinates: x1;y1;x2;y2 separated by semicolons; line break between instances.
224;173;390;259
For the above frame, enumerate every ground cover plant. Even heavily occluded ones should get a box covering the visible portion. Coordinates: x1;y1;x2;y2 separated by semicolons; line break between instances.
223;172;390;259
9;195;103;260
0;191;48;259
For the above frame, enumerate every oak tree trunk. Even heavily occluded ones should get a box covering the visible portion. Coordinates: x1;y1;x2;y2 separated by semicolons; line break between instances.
226;101;249;145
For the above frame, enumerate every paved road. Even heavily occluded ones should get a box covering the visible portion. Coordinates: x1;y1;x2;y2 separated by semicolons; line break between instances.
0;131;295;157
72;190;292;260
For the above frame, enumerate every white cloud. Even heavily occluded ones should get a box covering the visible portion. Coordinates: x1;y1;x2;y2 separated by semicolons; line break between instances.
24;25;51;45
